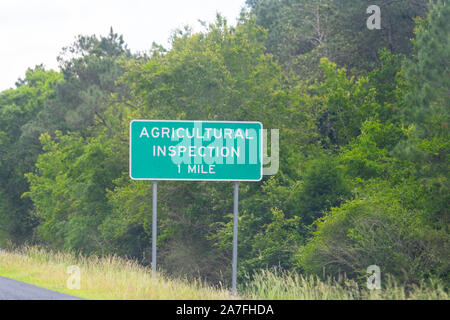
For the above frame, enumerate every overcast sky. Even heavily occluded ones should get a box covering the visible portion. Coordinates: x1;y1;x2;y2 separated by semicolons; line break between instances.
0;0;246;91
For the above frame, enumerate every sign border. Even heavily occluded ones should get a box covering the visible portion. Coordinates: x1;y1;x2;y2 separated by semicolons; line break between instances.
129;120;264;182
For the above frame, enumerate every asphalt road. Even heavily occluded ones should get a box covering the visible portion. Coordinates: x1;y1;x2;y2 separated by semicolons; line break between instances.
0;276;83;300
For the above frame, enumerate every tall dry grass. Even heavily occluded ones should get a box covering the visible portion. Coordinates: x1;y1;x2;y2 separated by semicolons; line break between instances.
0;246;447;300
242;269;448;300
0;246;230;299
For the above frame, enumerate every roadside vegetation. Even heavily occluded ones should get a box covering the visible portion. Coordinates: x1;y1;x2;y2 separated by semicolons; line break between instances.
0;246;229;300
0;247;447;300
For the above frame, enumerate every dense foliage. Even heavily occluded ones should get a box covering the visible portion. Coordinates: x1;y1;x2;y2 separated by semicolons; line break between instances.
1;1;448;288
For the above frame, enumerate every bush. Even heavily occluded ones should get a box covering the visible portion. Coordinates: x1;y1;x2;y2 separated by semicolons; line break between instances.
297;183;449;286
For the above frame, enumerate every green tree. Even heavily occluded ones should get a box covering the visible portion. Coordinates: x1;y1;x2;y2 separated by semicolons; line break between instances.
247;0;429;75
25;131;121;252
298;182;448;285
295;156;351;226
398;0;449;228
27;28;131;138
0;66;62;243
297;1;450;286
309;58;379;147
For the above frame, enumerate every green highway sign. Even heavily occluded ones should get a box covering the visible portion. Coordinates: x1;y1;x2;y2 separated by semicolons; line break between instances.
130;120;263;181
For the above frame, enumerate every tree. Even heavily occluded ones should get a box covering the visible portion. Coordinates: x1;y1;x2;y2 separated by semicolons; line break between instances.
247;0;429;75
398;0;449;228
298;182;448;285
0;66;62;243
297;1;450;286
295;156;350;225
24;131;122;252
27;28;131;138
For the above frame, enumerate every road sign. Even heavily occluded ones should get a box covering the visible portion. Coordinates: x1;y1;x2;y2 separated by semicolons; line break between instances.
130;120;263;181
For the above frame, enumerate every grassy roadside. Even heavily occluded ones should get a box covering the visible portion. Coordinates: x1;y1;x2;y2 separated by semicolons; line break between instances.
243;269;448;300
0;247;230;299
0;246;448;300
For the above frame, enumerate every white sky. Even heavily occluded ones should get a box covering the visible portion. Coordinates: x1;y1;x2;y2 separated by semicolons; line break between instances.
0;0;246;91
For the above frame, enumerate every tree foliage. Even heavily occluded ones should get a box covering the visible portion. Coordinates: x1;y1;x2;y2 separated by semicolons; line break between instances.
247;0;429;75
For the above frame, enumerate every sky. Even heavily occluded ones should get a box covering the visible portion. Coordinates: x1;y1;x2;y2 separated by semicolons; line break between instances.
0;0;246;91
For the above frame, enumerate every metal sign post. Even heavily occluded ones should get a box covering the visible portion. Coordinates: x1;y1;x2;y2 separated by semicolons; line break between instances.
232;181;239;296
152;180;157;276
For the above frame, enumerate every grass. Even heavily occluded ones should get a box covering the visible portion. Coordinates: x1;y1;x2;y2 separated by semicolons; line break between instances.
241;269;448;300
0;246;448;300
0;246;230;300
